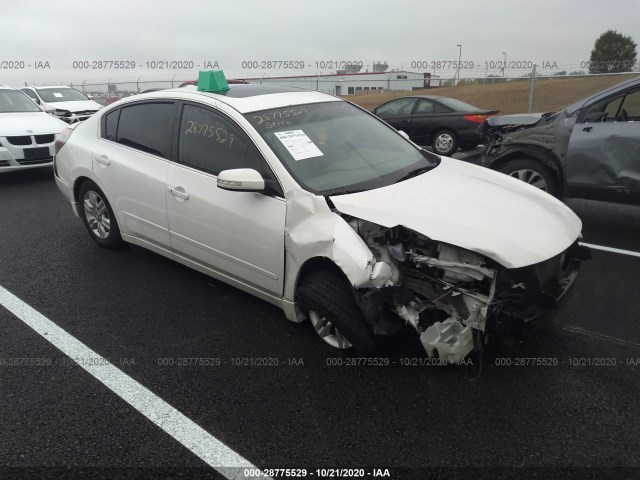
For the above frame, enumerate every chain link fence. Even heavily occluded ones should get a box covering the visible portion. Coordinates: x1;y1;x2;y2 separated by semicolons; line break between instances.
30;70;639;115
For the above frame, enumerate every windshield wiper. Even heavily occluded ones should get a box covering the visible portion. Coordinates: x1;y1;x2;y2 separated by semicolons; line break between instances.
323;187;367;196
395;166;434;183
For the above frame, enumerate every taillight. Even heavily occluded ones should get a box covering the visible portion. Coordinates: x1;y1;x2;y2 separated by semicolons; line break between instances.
464;111;499;123
54;127;74;154
463;114;489;123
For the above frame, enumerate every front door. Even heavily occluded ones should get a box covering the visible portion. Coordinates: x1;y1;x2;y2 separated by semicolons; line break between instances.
165;103;286;296
566;87;640;204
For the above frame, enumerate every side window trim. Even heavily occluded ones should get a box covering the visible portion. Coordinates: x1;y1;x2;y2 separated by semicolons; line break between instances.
578;88;638;123
172;100;284;197
100;100;178;160
101;107;121;141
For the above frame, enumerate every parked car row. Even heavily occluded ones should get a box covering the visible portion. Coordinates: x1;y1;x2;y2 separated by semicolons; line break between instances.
0;85;69;173
0;85;104;173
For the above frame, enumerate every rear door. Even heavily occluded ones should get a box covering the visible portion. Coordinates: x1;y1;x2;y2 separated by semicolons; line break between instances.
93;101;176;249
165;102;286;296
566;87;640;204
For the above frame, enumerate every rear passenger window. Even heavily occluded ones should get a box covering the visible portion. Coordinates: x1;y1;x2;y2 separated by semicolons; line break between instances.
178;104;268;177
115;102;175;158
434;103;450;114
103;109;120;141
415;100;434;114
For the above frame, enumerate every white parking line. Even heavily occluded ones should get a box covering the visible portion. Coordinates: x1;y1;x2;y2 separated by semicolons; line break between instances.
0;285;267;480
562;325;640;350
580;242;640;258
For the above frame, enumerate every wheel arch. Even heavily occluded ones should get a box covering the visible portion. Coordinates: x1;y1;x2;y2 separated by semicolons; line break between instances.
72;176;92;202
489;146;566;197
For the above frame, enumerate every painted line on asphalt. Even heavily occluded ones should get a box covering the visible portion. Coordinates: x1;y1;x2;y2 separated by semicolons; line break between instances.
0;285;268;480
580;242;640;259
562;325;640;350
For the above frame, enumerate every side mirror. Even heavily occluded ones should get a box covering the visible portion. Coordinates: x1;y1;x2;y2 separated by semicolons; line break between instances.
217;168;265;192
398;130;410;141
86;94;94;99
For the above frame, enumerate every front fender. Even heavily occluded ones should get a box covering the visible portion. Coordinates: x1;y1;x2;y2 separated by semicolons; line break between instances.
283;189;392;305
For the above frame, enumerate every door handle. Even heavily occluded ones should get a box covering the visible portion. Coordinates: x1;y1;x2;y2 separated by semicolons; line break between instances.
95;154;110;165
168;186;190;200
400;119;410;123
583;126;593;132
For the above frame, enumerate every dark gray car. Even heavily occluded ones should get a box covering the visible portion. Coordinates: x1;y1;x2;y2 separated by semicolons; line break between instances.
468;76;640;205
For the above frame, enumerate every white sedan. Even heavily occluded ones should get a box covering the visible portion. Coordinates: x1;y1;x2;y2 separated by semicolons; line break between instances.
53;79;590;361
0;85;69;173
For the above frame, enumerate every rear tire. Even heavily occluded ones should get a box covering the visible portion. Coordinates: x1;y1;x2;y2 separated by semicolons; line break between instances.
78;180;124;248
431;129;458;156
498;158;559;197
298;269;378;356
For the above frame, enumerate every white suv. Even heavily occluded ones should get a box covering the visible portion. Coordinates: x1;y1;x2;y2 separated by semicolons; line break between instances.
0;85;69;173
54;81;589;361
21;86;102;124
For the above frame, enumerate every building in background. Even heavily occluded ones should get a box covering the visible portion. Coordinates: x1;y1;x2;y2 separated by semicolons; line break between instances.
244;71;441;95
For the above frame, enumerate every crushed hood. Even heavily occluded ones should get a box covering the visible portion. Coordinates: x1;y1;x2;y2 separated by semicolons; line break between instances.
484;113;546;127
329;157;582;269
0;112;68;136
44;100;101;113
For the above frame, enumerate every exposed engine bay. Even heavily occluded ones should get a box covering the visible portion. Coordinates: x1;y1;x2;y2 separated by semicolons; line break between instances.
341;215;587;363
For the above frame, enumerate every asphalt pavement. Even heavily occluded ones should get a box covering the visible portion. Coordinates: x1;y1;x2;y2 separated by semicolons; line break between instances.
0;167;639;480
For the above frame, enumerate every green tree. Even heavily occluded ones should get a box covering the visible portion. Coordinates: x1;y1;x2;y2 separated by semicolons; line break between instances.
589;30;637;73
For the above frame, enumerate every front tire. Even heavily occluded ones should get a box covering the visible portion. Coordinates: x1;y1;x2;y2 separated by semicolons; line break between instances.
79;180;123;248
431;130;458;156
498;158;559;196
298;269;377;356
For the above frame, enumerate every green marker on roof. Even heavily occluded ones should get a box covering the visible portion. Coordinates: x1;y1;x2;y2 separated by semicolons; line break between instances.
197;70;229;93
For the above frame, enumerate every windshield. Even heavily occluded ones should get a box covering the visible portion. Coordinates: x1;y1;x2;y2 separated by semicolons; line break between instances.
436;97;481;112
37;87;88;103
0;89;42;113
245;101;439;195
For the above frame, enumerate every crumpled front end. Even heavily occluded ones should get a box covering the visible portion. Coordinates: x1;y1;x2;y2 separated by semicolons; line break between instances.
340;217;589;363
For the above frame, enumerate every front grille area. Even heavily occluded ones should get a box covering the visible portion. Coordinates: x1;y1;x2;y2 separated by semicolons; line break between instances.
75;110;97;116
6;136;32;146
0;160;10;166
16;157;53;166
34;134;55;144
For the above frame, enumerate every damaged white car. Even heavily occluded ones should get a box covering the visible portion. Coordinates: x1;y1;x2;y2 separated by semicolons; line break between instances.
53;76;590;362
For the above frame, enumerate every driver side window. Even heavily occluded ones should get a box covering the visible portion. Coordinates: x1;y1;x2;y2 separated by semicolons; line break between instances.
620;89;640;120
583;89;640;122
376;98;417;115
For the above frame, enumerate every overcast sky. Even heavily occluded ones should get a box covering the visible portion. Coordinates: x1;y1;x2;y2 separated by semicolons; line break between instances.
1;0;639;87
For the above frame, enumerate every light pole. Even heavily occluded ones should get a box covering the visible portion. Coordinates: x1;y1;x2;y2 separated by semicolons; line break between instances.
502;52;507;78
453;44;462;97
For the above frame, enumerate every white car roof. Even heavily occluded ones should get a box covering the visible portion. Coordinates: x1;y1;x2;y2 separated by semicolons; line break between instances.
118;84;342;114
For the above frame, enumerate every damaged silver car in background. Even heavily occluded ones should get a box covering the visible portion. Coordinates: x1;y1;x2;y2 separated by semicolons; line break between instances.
467;76;640;205
54;81;590;363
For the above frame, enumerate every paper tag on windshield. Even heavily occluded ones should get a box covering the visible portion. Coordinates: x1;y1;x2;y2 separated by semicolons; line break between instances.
274;130;323;161
53;93;64;98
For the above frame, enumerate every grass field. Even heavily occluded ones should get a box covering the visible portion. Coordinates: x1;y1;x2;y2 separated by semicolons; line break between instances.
345;74;639;114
